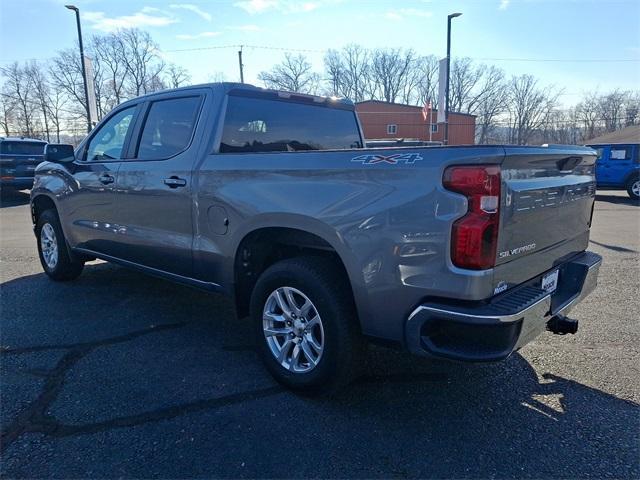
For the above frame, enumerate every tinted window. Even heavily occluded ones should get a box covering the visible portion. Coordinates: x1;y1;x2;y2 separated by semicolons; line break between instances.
86;107;135;161
137;97;200;160
610;146;633;160
0;141;45;155
220;96;361;153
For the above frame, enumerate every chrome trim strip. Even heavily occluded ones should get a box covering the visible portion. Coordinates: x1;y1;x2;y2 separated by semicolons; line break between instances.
73;247;223;292
408;294;551;324
408;256;602;325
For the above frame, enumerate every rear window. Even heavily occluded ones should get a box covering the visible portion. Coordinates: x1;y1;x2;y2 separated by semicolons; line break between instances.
219;95;361;153
0;141;45;155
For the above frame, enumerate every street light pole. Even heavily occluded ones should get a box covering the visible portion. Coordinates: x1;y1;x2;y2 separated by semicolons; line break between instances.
65;5;91;133
444;12;462;145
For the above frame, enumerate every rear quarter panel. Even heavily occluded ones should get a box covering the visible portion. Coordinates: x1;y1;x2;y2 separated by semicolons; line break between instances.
194;146;505;343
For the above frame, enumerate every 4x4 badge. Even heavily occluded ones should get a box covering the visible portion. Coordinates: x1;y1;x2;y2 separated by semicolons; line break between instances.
351;153;424;165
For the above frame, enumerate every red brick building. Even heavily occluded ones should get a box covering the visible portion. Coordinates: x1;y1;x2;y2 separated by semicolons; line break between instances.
355;100;476;145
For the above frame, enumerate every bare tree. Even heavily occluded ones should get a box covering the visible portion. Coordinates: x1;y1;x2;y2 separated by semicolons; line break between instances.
598;89;626;133
49;48;87;122
207;71;227;83
121;29;164;96
0;62;36;137
413;55;439;108
575;91;601;141
540;109;579;145
258;53;320;94
369;48;417;103
448;57;486;113
324;49;346;97
92;33;127;111
507;74;561;145
47;89;68;143
323;45;370;102
27;61;52;141
472;66;508;143
623;91;639;127
0;95;15;136
165;64;191;89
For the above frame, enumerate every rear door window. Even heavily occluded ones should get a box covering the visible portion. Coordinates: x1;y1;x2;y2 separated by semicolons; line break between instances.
136;96;201;160
0;142;45;155
610;146;633;160
220;95;362;153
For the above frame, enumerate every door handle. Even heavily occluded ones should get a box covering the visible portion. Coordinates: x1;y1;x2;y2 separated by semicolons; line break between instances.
163;176;187;188
98;173;115;185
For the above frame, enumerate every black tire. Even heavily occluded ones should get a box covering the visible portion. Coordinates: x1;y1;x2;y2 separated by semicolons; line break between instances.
626;175;640;200
36;209;84;281
250;256;364;395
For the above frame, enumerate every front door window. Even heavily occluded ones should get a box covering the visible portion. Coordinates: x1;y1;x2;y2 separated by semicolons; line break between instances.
86;107;135;162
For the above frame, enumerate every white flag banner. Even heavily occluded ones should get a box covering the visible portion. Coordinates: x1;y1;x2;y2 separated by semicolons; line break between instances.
437;57;447;124
83;56;98;126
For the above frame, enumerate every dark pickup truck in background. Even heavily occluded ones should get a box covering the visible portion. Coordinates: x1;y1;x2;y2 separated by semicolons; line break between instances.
0;137;47;191
30;83;602;393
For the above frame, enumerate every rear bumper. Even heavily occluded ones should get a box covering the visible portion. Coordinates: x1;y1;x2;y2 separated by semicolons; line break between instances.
405;251;602;362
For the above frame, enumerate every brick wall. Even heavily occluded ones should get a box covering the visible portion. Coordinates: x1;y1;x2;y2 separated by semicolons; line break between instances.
355;101;476;145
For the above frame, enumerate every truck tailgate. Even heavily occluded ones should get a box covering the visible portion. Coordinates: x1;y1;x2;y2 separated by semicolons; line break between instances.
493;146;597;290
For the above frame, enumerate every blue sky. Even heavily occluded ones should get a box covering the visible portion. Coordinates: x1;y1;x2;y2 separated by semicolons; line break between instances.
1;0;639;105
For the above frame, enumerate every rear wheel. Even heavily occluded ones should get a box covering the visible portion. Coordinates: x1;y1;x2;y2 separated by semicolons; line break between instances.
36;209;84;281
250;257;364;394
626;175;640;200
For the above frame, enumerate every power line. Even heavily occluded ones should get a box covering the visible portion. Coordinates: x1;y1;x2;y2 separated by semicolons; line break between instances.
473;57;640;63
143;43;640;63
161;44;328;54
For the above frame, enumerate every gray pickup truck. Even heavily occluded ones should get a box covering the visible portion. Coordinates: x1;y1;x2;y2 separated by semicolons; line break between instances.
31;83;602;393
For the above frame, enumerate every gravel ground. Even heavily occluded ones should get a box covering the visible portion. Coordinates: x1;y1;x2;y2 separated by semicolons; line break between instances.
1;189;638;479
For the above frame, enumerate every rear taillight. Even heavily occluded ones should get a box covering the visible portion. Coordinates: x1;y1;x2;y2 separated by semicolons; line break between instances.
443;165;501;270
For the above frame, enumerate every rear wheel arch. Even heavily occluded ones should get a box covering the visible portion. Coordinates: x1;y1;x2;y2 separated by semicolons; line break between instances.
232;226;358;321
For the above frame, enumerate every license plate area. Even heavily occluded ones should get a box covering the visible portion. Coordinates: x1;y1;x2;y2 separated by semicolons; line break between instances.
541;269;559;293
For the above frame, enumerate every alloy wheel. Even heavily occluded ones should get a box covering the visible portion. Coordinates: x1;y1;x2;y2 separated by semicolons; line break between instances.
262;286;324;373
40;223;59;270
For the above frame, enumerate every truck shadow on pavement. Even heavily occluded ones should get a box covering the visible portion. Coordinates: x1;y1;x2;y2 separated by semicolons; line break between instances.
595;192;639;206
0;189;30;208
1;263;638;478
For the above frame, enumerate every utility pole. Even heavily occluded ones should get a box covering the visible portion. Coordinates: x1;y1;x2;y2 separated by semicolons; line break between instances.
444;12;462;145
238;46;244;83
65;5;91;133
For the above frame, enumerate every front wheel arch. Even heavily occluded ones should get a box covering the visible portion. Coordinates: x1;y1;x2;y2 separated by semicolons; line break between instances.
31;194;57;228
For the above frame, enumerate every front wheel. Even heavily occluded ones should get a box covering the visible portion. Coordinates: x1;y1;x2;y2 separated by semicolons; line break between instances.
626;175;640;200
250;257;364;395
36;209;84;281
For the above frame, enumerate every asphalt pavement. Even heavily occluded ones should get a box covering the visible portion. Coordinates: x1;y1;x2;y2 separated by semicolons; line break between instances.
1;189;638;479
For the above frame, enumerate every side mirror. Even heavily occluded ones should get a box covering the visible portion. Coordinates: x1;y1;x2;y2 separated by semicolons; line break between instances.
45;144;75;163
